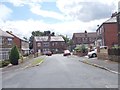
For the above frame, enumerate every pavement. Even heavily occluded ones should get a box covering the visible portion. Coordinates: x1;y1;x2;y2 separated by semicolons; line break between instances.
78;56;119;75
1;55;46;73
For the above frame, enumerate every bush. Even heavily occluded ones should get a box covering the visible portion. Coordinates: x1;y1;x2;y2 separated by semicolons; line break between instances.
74;45;87;53
9;45;20;65
0;60;10;68
81;45;87;53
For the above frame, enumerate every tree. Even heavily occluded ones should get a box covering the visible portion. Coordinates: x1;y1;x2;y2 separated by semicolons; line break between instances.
23;37;28;40
51;32;55;36
32;31;44;36
29;36;34;49
9;45;20;65
60;35;69;44
44;31;51;36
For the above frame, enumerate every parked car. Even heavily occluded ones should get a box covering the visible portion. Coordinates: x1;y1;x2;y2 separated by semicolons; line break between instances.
43;51;52;56
88;49;97;58
87;46;108;58
63;50;71;56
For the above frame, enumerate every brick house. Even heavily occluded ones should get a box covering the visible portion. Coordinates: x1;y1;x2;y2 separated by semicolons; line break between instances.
96;16;118;48
72;31;97;48
33;36;66;54
6;31;29;56
0;29;14;60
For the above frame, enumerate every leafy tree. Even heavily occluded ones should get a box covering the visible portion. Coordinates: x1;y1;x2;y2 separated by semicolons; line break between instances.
60;35;69;43
44;31;51;36
32;31;44;36
23;37;28;40
9;45;20;65
29;36;34;49
51;32;55;36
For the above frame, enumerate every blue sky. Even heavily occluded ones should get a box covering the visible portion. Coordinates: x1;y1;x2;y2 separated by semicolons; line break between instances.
0;0;119;39
3;2;61;23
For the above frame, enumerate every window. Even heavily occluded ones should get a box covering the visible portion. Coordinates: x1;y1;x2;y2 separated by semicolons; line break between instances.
52;43;55;46
37;42;41;47
43;42;49;47
89;38;91;41
55;42;58;45
7;38;12;45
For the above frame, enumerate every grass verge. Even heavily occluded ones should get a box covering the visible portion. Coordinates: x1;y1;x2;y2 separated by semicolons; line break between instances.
31;58;44;66
0;60;10;68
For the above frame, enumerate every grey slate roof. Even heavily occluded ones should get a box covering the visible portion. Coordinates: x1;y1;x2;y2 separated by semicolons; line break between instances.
73;33;97;38
104;17;117;23
34;36;64;42
0;29;14;37
50;36;64;41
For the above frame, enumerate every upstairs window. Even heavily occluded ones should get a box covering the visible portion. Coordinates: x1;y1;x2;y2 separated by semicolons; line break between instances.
37;42;41;47
43;42;49;47
7;38;13;45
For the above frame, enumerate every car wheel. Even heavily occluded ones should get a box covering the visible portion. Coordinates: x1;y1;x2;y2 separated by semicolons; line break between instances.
92;53;97;58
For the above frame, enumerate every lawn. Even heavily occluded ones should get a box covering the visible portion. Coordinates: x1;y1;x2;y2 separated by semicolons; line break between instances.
31;58;44;66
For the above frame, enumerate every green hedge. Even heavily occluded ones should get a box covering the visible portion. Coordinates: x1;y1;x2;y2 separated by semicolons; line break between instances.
108;48;120;56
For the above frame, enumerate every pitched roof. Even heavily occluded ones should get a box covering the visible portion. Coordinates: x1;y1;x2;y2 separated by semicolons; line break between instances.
34;36;48;42
50;36;64;41
34;36;64;42
104;17;117;23
0;29;14;37
73;32;97;38
6;31;29;42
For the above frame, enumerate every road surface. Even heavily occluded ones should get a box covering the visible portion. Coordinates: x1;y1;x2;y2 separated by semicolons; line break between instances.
2;54;118;88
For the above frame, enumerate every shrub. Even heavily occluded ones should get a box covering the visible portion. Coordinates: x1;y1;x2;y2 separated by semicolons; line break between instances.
81;45;87;53
0;60;10;68
9;45;20;65
74;45;88;53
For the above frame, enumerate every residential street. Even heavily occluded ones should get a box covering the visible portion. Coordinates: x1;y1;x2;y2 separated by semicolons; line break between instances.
2;54;118;88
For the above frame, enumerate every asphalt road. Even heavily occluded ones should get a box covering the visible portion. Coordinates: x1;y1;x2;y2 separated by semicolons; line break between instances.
2;54;118;88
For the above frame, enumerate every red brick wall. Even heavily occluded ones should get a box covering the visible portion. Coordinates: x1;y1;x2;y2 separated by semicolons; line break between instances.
13;36;21;50
104;23;118;48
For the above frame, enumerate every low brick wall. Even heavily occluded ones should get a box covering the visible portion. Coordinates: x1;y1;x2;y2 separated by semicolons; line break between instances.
73;51;87;57
108;55;120;62
97;53;109;60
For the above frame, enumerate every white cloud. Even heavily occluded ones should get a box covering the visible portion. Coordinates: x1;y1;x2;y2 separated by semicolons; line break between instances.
30;4;65;21
56;0;118;22
0;0;119;39
0;4;12;21
0;18;108;39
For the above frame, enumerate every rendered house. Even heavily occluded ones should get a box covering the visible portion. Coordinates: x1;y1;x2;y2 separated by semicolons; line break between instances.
0;29;14;60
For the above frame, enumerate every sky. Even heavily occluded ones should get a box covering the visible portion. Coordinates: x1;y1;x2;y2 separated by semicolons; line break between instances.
0;0;120;39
